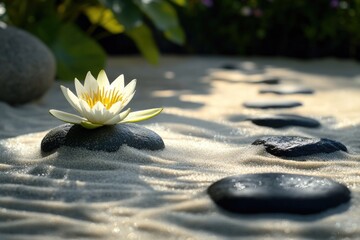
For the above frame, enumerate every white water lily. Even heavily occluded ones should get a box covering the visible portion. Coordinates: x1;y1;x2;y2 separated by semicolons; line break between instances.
49;70;163;129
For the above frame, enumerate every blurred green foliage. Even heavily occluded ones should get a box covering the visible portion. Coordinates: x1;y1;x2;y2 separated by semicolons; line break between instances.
181;0;360;59
0;0;185;80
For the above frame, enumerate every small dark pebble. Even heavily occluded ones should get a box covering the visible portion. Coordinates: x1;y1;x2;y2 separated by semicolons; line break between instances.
252;136;347;157
259;86;314;95
249;114;320;128
41;123;165;153
220;64;238;70
208;173;351;214
244;78;280;85
243;100;302;109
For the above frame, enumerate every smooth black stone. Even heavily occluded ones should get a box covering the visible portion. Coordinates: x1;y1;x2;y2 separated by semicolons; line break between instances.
252;136;347;157
221;63;237;70
259;86;314;95
41;123;165;153
243;100;302;109
249;114;320;128
245;78;280;85
208;173;351;214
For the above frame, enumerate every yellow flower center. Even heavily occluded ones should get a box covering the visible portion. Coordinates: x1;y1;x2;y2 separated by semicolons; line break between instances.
82;87;123;110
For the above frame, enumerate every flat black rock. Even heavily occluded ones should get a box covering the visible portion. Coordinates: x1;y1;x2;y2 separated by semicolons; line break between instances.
41;123;165;153
208;173;351;214
259;85;314;95
220;63;238;70
252;136;347;157
243;100;302;109
249;114;320;128
244;78;280;85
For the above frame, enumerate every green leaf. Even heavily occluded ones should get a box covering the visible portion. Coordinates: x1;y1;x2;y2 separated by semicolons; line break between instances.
84;6;125;34
127;24;160;64
135;0;184;44
99;0;142;29
28;15;61;45
164;25;185;45
170;0;186;6
135;0;178;31
51;23;106;80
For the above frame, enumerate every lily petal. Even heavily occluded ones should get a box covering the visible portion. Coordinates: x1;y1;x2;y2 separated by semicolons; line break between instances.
121;91;135;109
121;108;163;123
104;108;131;125
80;121;103;129
60;86;82;113
110;74;124;92
108;101;124;114
90;102;115;124
84;71;98;93
123;79;137;100
49;109;85;124
78;98;93;121
97;70;110;89
75;78;86;97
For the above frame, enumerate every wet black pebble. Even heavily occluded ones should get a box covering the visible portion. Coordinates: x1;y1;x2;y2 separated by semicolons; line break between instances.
243;100;302;109
252;136;347;157
208;173;351;214
259;85;314;95
249;114;320;128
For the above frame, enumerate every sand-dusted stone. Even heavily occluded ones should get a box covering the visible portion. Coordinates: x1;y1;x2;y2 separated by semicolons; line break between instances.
259;85;314;95
243;100;302;109
208;173;351;214
252;136;347;157
249;114;320;128
0;25;55;104
41;123;165;153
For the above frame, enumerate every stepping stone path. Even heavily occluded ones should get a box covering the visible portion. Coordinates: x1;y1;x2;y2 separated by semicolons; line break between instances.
243;100;302;109
259;85;314;95
41;123;165;153
232;71;352;215
249;114;320;128
207;173;350;214
252;136;347;158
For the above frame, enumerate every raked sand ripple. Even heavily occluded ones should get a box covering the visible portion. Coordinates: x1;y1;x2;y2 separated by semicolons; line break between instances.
0;57;360;239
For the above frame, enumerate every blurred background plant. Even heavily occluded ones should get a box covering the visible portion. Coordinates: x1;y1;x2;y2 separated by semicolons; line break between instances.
176;0;360;59
0;0;185;80
1;0;359;81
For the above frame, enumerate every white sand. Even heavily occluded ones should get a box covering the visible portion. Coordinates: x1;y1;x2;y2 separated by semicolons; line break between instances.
0;56;360;239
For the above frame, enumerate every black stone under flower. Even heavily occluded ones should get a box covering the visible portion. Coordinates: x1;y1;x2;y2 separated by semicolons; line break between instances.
252;136;347;158
41;123;165;153
208;173;351;214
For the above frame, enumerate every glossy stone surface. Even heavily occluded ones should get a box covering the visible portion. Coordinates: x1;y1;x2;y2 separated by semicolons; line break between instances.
252;136;347;157
249;114;320;128
259;86;314;95
243;100;302;109
208;173;351;214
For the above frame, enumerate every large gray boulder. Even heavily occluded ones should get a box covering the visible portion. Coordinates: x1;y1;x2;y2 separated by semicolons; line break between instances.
0;24;56;104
